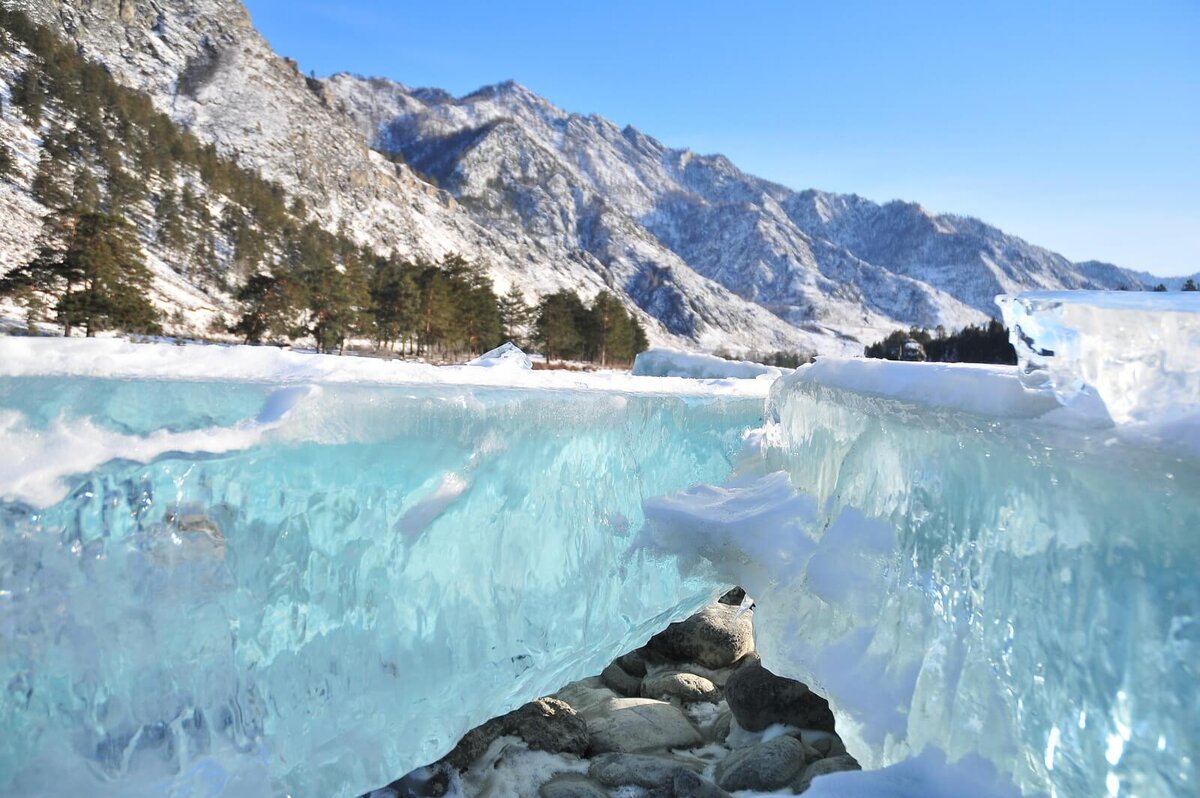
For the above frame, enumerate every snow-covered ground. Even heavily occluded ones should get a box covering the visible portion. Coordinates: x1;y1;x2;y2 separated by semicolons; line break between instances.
632;347;789;381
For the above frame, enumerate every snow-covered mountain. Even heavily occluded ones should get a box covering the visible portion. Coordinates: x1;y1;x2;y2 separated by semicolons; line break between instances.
1;0;1190;354
326;74;1191;329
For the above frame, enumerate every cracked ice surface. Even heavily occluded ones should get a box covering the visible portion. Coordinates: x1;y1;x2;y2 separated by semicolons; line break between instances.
0;338;765;798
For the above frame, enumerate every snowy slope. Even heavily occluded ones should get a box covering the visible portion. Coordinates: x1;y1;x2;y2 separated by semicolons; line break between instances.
327;74;1187;332
0;0;842;354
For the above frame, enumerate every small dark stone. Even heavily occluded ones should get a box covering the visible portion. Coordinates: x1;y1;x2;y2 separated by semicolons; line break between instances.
788;731;847;758
715;736;813;792
673;769;734;798
601;661;643;697
793;754;861;793
646;604;754;669
709;708;733;743
589;752;698;788
617;649;648;677
437;716;509;772
509;697;589;756
718;587;747;606
538;774;609;798
437;697;588;772
640;670;719;704
383;764;452;797
723;661;835;733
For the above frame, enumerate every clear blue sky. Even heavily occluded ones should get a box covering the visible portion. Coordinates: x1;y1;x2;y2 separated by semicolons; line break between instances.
244;0;1198;276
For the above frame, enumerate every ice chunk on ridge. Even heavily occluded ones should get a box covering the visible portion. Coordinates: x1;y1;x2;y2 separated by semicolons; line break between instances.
998;290;1200;447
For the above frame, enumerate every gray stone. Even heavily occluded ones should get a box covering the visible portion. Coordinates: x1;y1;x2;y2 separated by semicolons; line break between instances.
578;696;704;753
714;735;814;792
673;769;734;798
641;671;719;704
646;604;754;669
556;679;620;715
436;715;509;771
677;661;738;689
382;765;452;797
789;730;847;758
718;587;747;606
437;697;587;771
794;754;861;793
509;697;589;756
617;649;648;677
588;752;698;788
538;774;610;798
601;661;643;697
723;661;836;733
708;708;733;743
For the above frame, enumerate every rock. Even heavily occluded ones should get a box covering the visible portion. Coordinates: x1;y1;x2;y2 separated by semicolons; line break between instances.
793;754;861;793
641;671;719;704
556;679;620;715
674;661;739;689
646;604;754;669
718;587;747;606
673;769;734;798
383;764;452;797
579;696;704;753
723;661;836;733
509;698;589;756
790;730;848;758
588;752;698;788
601;661;643;697
538;775;610;798
617;649;648;677
709;708;733;743
437;715;509;771
438;697;587;771
714;735;815;792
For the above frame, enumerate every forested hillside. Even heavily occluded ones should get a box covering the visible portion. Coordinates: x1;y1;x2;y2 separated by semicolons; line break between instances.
0;8;647;362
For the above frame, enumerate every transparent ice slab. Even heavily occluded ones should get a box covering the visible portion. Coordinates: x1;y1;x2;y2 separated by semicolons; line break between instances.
641;348;1200;797
0;372;763;798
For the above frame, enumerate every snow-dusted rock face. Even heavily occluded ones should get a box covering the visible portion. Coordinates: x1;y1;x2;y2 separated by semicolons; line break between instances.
3;0;1193;355
0;0;837;353
324;73;1191;345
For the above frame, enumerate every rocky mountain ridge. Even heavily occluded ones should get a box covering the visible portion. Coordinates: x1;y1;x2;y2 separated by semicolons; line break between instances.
1;0;1190;354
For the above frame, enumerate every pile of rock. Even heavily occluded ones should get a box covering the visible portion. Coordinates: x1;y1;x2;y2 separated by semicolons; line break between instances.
370;591;859;798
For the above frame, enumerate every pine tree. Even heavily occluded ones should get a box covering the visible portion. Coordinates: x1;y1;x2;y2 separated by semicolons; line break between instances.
230;272;299;344
289;222;366;353
1184;279;1198;292
1;211;160;337
458;259;503;355
11;67;46;128
70;168;101;212
0;143;13;179
416;260;459;357
631;318;649;357
155;189;188;250
534;290;587;362
588;291;635;366
31;151;67;208
498;285;533;346
369;255;420;352
1152;284;1168;292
